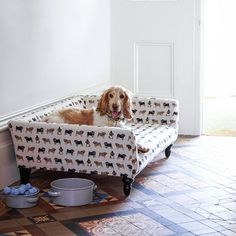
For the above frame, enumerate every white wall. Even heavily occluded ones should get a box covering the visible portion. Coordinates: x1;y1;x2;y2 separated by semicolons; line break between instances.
0;0;111;188
111;0;201;135
203;0;236;98
0;0;110;119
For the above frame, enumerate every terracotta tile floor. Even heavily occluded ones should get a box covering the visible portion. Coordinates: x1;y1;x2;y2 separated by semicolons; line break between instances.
1;136;236;235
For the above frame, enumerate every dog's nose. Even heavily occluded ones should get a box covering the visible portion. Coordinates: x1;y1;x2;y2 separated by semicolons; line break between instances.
112;104;118;111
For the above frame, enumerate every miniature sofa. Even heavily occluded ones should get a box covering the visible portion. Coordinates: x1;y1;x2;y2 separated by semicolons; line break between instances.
8;95;179;196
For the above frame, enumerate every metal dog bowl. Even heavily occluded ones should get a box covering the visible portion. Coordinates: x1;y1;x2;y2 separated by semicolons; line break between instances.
1;187;39;208
48;178;96;206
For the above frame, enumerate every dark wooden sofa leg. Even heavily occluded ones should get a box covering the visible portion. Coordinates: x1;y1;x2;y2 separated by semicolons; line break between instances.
165;144;173;158
122;175;134;196
19;166;31;184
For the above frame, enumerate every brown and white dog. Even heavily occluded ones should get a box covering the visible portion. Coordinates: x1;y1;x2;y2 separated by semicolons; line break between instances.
43;85;149;153
43;86;132;127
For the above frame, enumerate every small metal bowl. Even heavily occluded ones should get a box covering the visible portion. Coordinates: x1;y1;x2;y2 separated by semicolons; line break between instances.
1;186;39;208
48;178;96;206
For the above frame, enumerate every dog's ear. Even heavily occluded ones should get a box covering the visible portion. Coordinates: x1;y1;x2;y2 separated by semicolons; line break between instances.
97;89;109;115
123;90;133;120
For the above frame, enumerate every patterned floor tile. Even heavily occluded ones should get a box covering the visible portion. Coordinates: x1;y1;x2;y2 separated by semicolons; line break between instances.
1;136;236;235
37;221;77;236
78;212;175;236
179;221;214;232
2;230;32;236
28;214;56;224
15;218;33;226
38;188;118;211
0;219;21;231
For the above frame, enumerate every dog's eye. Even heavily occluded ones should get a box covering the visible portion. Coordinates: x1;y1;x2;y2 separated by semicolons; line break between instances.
120;94;124;99
109;94;113;98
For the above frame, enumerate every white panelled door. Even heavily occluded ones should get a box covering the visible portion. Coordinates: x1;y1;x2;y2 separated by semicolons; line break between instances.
111;0;201;135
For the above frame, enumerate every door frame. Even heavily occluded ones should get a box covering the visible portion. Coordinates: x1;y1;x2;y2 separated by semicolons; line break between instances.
194;0;203;135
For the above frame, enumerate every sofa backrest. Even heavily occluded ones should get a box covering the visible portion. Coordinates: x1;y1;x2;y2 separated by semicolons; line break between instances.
83;95;179;127
131;97;179;127
12;95;178;128
18;96;84;123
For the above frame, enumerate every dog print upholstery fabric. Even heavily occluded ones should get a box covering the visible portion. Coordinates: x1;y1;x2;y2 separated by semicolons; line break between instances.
9;95;179;180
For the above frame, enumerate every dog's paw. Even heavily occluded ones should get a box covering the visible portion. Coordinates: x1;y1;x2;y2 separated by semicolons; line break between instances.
137;144;149;153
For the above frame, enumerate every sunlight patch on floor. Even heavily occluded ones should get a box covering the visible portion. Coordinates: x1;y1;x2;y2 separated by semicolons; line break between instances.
203;97;236;136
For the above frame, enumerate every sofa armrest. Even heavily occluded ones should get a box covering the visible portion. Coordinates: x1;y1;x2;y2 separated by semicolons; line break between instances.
132;97;179;127
8;121;139;179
